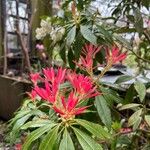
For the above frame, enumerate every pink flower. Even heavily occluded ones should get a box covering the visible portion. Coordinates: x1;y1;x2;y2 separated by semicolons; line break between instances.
120;128;132;134
106;46;127;64
15;143;22;150
77;44;101;72
30;73;41;85
43;67;66;84
27;89;37;101
57;0;61;6
36;44;44;51
29;67;99;120
32;67;66;104
53;92;89;120
67;73;99;99
34;83;56;104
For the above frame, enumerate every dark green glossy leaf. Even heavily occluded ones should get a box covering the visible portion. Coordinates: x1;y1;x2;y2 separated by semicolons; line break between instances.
134;8;143;35
128;109;143;126
117;135;131;146
66;26;76;46
133;117;142;130
80;25;97;45
101;88;123;104
39;125;59;150
73;32;84;60
125;84;136;104
21;119;51;130
119;103;141;110
115;75;133;84
59;128;75;150
68;49;75;69
73;127;103;150
9;109;31;126
12;113;32;131
22;123;56;150
96;25;113;43
75;119;112;140
59;43;66;64
134;81;146;102
145;115;150;127
95;96;112;129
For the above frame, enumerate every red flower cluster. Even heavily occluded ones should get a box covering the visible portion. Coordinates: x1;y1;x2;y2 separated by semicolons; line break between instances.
34;67;66;104
30;72;41;85
28;44;127;120
29;67;98;120
67;73;99;99
77;44;101;73
76;44;126;74
53;92;89;120
106;46;127;65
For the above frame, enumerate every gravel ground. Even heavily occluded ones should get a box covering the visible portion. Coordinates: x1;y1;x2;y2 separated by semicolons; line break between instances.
0;121;15;150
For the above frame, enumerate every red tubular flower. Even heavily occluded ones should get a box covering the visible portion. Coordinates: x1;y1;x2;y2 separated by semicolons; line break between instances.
77;44;101;72
32;67;66;104
43;67;66;84
106;46;127;64
67;73;99;99
53;92;89;120
30;73;41;85
15;143;22;150
27;89;37;101
34;83;56;104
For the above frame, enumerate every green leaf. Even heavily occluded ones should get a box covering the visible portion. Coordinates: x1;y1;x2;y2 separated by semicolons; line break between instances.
10;113;32;143
12;113;32;131
95;96;112;129
73;32;83;60
80;25;97;45
145;115;150;127
134;8;143;35
21;119;51;130
128;109;143;126
59;128;75;150
9;109;31;126
68;49;75;69
115;75;133;84
22;123;56;150
119;103;141;110
73;127;103;150
117;135;131;146
115;27;136;33
133;117;142;130
113;34;132;50
96;25;113;43
134;81;146;102
101;88;123;104
125;84;136;104
59;42;66;64
66;26;76;46
39;125;59;150
75;119;112;140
